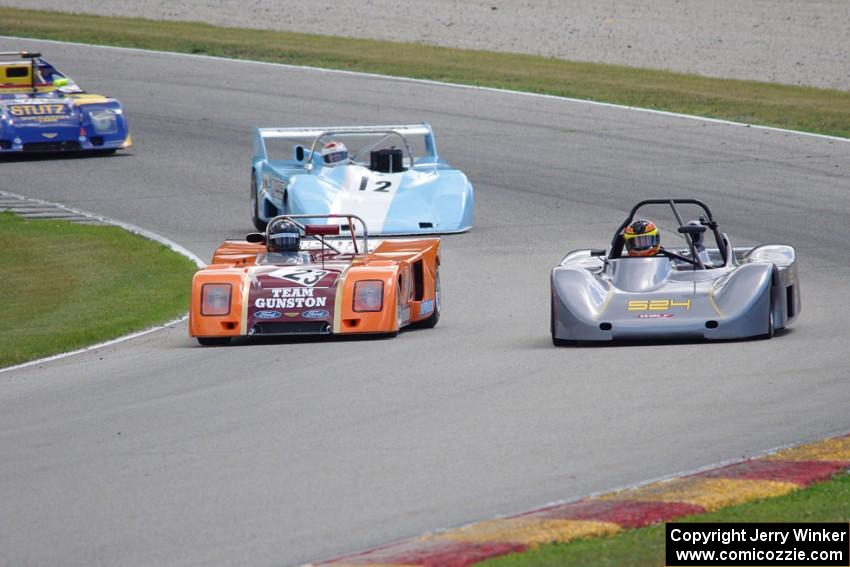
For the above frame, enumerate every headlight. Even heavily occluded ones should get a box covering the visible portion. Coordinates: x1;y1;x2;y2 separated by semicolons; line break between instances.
201;284;232;316
89;109;118;134
353;280;383;312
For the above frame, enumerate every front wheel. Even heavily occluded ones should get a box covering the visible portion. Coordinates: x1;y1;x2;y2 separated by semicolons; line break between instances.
551;295;573;346
250;171;267;231
415;267;441;329
761;298;775;340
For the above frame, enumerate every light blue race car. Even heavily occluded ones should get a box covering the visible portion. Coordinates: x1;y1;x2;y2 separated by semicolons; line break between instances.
250;123;473;234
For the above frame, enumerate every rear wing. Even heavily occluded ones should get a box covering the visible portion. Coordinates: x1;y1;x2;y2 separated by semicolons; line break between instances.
0;51;78;94
252;123;438;164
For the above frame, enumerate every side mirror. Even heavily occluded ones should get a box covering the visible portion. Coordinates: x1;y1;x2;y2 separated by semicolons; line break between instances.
246;232;266;244
590;249;606;257
678;224;706;235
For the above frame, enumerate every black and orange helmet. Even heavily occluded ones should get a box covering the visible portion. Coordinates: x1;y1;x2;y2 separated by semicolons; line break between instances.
624;219;661;256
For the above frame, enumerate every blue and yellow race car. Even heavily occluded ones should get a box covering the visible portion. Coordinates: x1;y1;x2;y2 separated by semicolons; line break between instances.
0;51;131;154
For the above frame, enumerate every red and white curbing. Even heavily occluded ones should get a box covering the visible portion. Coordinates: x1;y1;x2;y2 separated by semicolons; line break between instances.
311;433;850;566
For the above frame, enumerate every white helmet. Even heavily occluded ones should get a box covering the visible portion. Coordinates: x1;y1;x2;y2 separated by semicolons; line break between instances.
321;141;348;166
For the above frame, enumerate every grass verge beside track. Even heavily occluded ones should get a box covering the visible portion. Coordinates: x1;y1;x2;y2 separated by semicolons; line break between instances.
0;212;197;368
1;8;849;139
482;473;850;567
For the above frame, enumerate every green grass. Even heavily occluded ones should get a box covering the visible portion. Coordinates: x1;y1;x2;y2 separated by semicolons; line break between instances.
482;473;850;567
0;212;197;367
1;8;849;138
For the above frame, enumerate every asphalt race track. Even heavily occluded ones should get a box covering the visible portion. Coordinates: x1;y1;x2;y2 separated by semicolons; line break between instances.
2;39;850;567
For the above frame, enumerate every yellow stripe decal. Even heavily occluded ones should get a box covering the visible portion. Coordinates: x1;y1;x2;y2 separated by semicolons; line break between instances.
707;288;724;317
240;268;252;335
333;267;349;334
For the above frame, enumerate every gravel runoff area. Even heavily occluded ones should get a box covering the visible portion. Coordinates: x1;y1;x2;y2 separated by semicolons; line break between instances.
1;0;848;91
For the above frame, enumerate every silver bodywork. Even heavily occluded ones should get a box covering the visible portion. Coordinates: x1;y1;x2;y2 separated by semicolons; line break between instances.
551;200;801;343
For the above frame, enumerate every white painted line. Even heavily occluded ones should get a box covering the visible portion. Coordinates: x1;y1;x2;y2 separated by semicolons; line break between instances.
2;34;847;144
0;190;205;374
0;316;189;375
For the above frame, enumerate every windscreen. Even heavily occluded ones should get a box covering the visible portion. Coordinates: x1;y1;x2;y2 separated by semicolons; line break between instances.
262;130;430;166
262;134;314;163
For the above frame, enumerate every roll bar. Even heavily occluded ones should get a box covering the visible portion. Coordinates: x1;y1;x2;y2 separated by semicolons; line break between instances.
0;51;41;93
266;213;369;256
306;129;415;168
609;198;727;267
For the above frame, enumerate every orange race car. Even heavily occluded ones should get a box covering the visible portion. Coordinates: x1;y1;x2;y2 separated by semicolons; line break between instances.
189;214;440;345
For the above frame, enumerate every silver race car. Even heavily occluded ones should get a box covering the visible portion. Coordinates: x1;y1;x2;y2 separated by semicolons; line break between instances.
550;199;800;345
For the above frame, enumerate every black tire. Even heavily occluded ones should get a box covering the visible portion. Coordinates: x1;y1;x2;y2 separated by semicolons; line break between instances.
551;295;572;346
250;171;267;231
762;299;776;340
415;267;441;329
197;337;230;346
756;287;776;340
396;284;405;331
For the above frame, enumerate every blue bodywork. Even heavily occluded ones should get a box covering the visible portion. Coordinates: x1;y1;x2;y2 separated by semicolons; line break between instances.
0;54;131;154
250;124;473;235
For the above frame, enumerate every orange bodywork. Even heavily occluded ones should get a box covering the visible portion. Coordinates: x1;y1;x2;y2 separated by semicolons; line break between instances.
189;237;440;340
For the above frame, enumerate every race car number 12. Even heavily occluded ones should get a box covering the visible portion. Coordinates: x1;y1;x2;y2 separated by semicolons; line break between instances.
358;177;392;192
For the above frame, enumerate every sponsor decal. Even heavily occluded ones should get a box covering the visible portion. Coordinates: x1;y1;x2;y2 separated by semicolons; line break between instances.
248;269;338;324
254;287;328;309
271;177;287;200
7;103;70;123
42;132;58;139
254;310;281;319
627;299;691;312
418;299;435;316
8;103;68;116
637;313;674;319
303;310;330;319
266;267;329;287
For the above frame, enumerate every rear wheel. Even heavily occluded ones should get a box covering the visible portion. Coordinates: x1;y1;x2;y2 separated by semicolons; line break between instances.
197;337;230;346
250;171;267;231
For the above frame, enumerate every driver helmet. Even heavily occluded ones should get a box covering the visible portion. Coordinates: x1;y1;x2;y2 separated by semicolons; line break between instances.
624;219;661;256
266;218;301;252
321;141;348;166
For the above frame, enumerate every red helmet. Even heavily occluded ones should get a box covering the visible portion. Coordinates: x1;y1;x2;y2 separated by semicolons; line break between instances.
321;141;348;165
624;219;661;256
